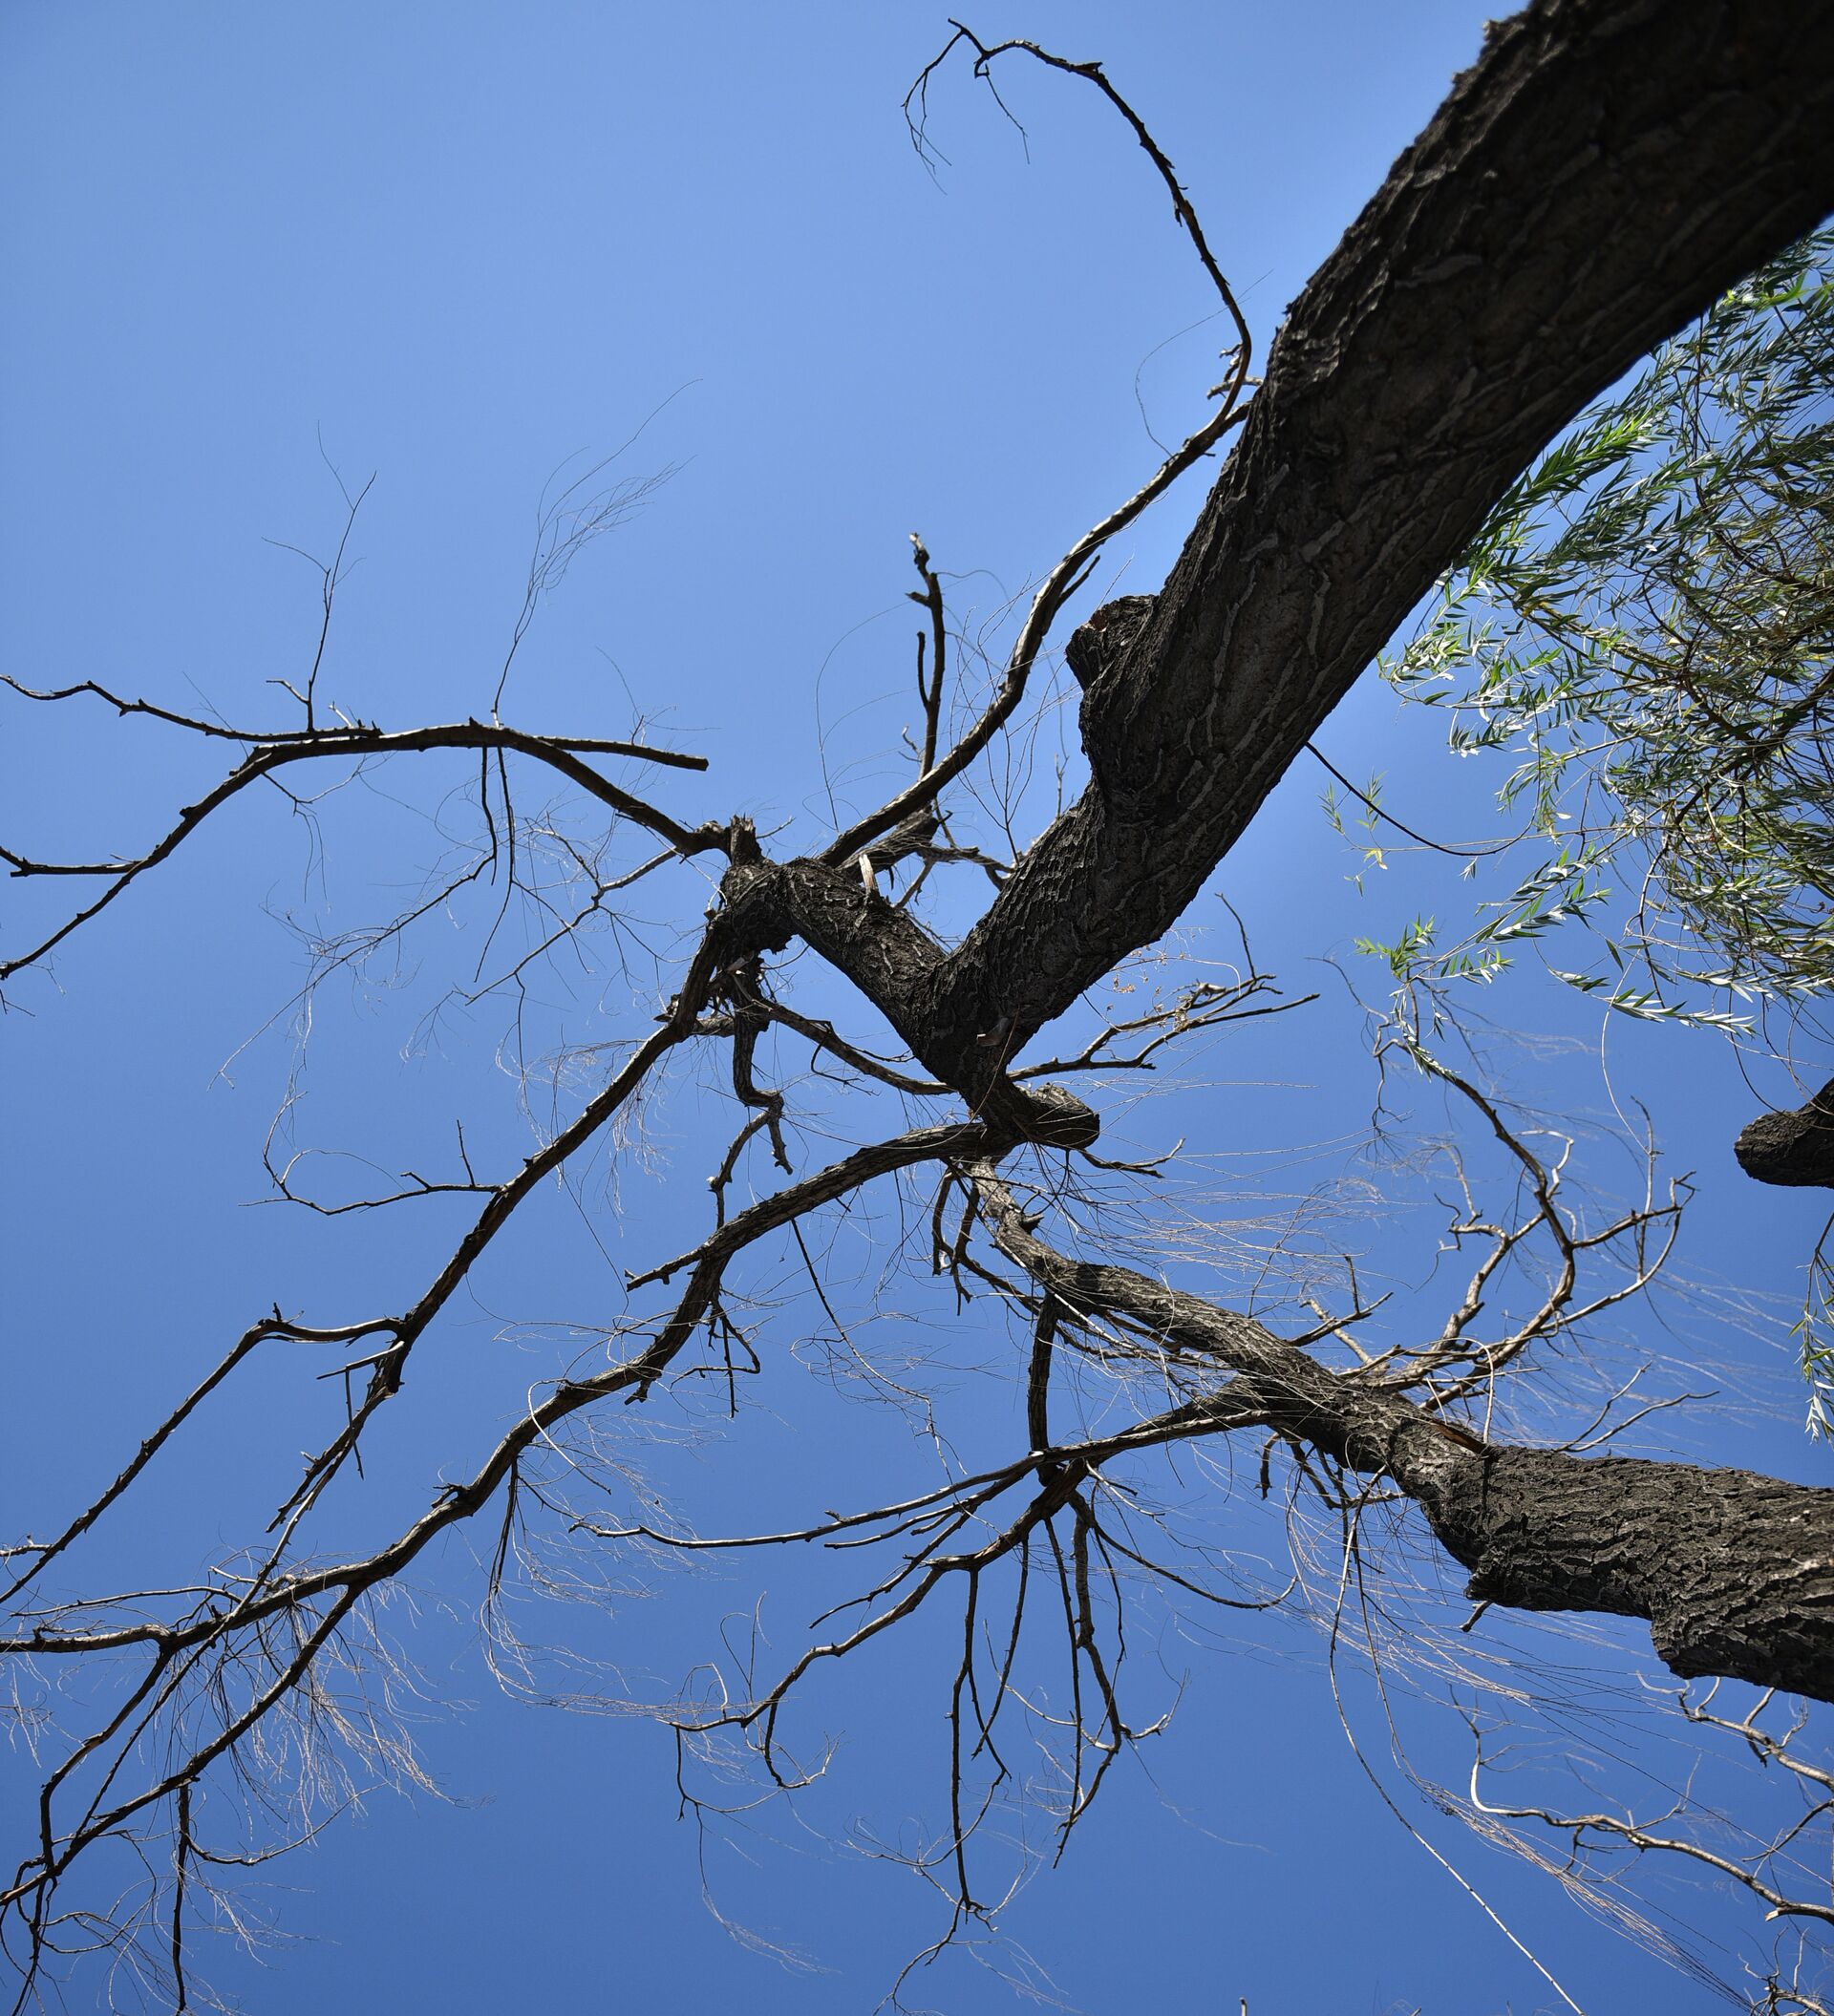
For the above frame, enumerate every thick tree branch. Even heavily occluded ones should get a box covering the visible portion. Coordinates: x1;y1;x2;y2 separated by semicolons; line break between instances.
918;0;1834;1059
970;1165;1834;1702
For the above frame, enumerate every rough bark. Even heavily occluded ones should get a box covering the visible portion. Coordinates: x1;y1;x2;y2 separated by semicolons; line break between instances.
914;0;1834;1065
1430;1447;1834;1698
974;1172;1834;1701
716;832;1098;1140
1737;1077;1834;1188
733;0;1834;1125
734;5;1834;1127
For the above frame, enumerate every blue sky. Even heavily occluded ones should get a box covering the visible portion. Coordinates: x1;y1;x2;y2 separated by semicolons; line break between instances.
4;5;1830;2013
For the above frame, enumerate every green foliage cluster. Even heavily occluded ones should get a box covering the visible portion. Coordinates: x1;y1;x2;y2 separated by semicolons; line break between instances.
1370;229;1834;1428
1383;229;1834;1037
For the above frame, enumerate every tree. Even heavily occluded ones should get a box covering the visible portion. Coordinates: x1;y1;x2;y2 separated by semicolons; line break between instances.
5;4;1834;2011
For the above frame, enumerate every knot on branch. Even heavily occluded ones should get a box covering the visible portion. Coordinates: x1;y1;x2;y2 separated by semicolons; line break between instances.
1735;1077;1834;1187
1069;595;1163;801
1065;593;1156;694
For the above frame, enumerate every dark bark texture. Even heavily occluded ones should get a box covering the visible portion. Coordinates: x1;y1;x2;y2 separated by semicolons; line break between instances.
918;0;1834;1066
1428;1448;1834;1698
740;0;1834;1127
20;11;1834;1967
1737;1077;1834;1187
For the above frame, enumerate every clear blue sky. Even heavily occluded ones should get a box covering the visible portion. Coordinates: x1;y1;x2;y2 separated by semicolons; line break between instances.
4;6;1828;2012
